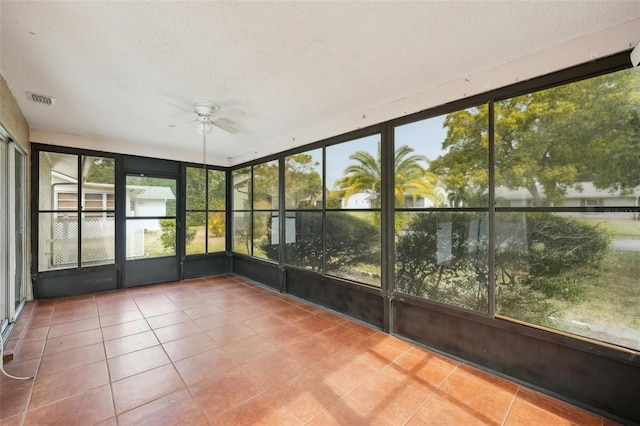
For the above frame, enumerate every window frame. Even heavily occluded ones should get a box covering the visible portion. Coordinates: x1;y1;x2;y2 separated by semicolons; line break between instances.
36;149;117;272
184;165;227;256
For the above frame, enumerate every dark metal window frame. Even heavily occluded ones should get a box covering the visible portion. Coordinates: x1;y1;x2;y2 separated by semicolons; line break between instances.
33;145;119;273
182;163;228;257
229;50;637;351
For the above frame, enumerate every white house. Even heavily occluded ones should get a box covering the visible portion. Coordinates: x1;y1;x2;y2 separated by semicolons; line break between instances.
341;192;378;209
495;182;640;219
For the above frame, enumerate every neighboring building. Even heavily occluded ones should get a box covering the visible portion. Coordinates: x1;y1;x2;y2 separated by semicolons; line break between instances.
125;185;176;230
341;191;378;209
341;190;445;209
495;182;640;219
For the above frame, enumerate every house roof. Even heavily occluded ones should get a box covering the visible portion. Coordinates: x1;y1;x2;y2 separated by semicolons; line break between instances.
1;2;639;166
495;182;640;200
128;186;175;201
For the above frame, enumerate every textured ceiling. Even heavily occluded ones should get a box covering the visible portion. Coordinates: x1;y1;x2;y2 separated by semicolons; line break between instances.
1;1;639;166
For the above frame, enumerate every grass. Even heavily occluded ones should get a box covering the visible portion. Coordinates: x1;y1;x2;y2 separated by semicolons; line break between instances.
143;230;174;257
575;217;640;239
563;249;640;330
559;219;640;344
186;226;226;254
145;228;226;257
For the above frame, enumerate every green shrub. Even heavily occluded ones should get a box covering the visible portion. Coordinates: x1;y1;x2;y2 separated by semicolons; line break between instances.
395;212;609;321
260;211;379;273
160;219;196;250
497;213;609;300
395;212;488;311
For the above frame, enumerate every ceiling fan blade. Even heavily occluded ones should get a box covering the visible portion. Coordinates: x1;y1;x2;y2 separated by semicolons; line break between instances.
212;118;239;134
169;117;198;127
211;108;244;118
163;101;193;114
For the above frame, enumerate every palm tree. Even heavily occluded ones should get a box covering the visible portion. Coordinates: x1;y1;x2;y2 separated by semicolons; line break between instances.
336;142;442;208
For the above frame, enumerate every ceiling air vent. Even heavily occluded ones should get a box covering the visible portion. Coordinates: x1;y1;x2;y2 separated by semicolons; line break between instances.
27;92;55;106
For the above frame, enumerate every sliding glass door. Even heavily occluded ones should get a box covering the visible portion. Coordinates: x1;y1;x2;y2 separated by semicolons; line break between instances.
13;148;26;311
0;127;27;337
0;139;7;335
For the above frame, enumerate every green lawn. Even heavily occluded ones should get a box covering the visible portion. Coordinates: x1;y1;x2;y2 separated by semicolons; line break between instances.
576;217;640;238
563;249;640;330
143;230;174;257
186;226;226;254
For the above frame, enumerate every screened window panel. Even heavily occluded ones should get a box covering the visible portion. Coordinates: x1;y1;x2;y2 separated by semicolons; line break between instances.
394;107;489;208
325;211;380;286
232;211;251;255
126;218;175;259
81;212;115;267
232;168;251;211
395;211;489;312
285;149;323;209
325;135;381;210
493;67;640;351
82;157;115;218
39;212;77;271
284;211;323;271
207;212;226;253
253;211;277;261
186;167;206;210
39;152;78;211
208;169;226;210
495;68;640;208
253;160;279;210
185;211;206;255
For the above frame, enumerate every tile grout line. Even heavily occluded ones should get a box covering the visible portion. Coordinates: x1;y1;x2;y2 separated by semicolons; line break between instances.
6;301;38;426
161;295;213;426
401;360;461;425
120;280;230;424
501;385;521;426
102;301;118;425
23;296;112;425
19;301;46;425
7;275;607;425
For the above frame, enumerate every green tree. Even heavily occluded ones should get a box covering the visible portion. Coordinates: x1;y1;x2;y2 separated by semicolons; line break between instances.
85;157;115;184
207;170;226;238
429;105;489;206
186;167;206;211
285;153;322;208
208;169;226;210
186;167;206;231
430;69;640;206
335;142;442;208
159;219;196;250
250;154;324;210
253;161;279;209
186;167;226;218
325;190;343;209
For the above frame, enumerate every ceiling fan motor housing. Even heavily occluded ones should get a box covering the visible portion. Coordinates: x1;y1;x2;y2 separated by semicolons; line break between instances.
194;100;219;117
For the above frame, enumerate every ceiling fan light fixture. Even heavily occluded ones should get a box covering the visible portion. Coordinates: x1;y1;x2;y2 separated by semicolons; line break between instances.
198;121;213;134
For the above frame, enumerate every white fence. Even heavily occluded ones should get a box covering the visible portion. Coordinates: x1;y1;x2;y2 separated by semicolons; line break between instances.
52;217;146;266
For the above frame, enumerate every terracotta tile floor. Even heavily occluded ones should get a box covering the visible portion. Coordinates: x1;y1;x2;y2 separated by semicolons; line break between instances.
1;274;617;425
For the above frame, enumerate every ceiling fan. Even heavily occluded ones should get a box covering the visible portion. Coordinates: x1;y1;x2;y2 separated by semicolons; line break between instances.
169;100;241;134
169;100;241;166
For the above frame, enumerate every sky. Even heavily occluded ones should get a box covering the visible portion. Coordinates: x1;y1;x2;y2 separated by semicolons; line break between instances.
323;114;449;189
281;113;450;192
